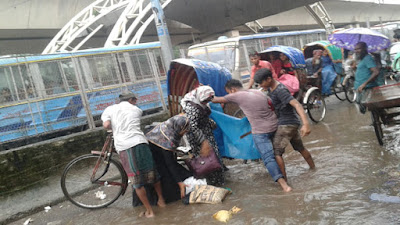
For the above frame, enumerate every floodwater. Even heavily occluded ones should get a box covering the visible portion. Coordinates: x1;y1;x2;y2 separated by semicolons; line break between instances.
11;97;400;225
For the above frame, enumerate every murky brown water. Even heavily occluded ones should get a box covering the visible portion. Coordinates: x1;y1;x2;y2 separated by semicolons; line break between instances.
11;97;400;225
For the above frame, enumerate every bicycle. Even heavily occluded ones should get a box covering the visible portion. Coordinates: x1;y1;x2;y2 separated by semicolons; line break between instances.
331;74;347;101
343;76;356;103
60;131;129;209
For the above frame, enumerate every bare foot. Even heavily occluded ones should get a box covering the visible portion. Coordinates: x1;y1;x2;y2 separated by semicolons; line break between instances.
157;199;166;208
139;211;155;218
282;186;292;193
277;178;292;193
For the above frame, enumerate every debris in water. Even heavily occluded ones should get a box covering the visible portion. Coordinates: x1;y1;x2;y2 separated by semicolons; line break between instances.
95;191;106;200
213;206;242;223
370;193;400;203
44;206;51;212
23;218;33;225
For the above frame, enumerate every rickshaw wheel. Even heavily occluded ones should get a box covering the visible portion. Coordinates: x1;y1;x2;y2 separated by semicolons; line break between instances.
306;89;326;123
345;77;356;103
371;111;384;146
332;76;346;101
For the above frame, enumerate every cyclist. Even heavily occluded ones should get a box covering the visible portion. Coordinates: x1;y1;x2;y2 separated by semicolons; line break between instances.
101;91;166;218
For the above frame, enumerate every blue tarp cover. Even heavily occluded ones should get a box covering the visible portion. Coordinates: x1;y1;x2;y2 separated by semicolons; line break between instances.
210;103;260;160
260;45;306;69
168;58;260;159
168;58;232;97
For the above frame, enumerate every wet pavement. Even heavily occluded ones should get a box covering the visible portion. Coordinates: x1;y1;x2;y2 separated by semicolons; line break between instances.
7;96;400;225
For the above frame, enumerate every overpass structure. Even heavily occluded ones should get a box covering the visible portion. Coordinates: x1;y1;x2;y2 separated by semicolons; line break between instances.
0;0;399;54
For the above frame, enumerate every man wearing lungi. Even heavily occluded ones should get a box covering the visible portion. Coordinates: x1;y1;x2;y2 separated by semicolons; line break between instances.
101;91;165;218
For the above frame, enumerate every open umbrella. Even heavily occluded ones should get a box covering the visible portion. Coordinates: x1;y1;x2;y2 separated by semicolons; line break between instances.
328;27;391;53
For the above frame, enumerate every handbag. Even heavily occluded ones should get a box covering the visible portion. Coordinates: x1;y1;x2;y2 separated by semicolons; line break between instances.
185;148;222;179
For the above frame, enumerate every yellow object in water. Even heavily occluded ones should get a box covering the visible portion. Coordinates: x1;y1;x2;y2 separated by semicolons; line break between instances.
213;206;242;223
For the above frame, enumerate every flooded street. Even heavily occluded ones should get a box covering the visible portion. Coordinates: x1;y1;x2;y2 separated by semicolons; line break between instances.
11;97;400;225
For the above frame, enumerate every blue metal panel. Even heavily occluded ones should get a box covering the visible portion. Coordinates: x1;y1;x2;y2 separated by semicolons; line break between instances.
0;42;161;66
0;81;168;143
239;29;326;41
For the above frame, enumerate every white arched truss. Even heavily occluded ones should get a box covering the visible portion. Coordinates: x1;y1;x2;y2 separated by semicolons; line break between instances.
43;0;130;54
43;0;171;54
105;0;171;47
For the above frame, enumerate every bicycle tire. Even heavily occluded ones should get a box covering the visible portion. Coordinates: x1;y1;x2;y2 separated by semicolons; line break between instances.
61;154;127;209
306;89;326;123
345;77;356;103
371;111;384;146
332;76;346;101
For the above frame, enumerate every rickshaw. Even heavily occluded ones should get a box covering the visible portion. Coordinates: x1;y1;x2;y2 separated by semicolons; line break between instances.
361;52;400;145
167;58;261;159
259;45;326;123
303;41;354;102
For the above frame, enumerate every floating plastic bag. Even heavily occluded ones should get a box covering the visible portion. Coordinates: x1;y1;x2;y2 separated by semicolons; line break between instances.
213;206;242;223
370;193;400;203
183;176;207;195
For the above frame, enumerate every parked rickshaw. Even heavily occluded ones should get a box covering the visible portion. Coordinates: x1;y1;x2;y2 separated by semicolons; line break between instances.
259;45;326;123
303;41;354;102
361;52;400;145
167;58;261;159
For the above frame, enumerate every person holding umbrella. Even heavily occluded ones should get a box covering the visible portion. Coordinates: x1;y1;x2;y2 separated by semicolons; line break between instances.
353;42;380;113
329;28;390;113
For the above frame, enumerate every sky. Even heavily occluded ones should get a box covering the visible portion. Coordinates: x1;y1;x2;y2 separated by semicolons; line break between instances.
342;0;400;4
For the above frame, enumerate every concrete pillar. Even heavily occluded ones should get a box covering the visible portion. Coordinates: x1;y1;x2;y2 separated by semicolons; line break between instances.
223;30;240;38
150;0;174;72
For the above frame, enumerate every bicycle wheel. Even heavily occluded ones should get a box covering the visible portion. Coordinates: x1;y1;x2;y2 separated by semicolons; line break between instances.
371;111;384;146
332;76;346;101
345;77;356;103
306;89;326;123
61;154;127;209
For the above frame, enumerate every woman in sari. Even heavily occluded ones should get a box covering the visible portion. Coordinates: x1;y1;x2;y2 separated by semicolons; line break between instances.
180;86;225;186
321;49;338;95
132;114;192;206
146;114;193;202
279;53;296;76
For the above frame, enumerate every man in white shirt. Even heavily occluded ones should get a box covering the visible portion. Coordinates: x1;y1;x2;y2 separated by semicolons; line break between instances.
101;91;165;218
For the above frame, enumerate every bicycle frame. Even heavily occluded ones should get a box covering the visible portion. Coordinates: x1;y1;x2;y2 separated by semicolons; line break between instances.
90;132;128;193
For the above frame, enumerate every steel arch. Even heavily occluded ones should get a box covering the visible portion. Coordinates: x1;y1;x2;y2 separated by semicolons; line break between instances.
43;0;130;54
43;0;171;54
105;0;171;47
